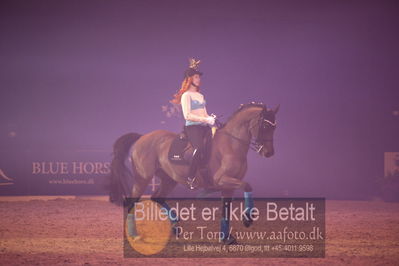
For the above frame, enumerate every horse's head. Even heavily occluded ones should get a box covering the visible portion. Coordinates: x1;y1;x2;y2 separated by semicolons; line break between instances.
248;104;279;158
218;102;279;157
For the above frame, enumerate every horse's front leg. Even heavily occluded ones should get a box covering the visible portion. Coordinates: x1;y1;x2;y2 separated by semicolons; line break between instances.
217;175;254;228
243;190;254;227
220;190;237;245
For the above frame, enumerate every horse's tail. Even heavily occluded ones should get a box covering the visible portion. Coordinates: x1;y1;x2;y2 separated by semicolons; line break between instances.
104;132;142;206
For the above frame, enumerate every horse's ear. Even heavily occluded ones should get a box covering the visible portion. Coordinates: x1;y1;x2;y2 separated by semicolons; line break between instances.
273;104;280;114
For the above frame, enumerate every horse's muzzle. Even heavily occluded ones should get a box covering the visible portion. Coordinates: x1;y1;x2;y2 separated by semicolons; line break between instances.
260;146;274;157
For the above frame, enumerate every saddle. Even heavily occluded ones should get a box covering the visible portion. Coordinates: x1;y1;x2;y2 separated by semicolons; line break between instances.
168;127;213;166
168;130;192;165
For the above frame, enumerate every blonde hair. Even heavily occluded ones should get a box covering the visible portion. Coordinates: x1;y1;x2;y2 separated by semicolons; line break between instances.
170;76;200;105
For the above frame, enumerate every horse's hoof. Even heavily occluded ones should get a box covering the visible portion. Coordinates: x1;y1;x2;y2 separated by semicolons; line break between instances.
242;213;253;228
243;218;253;227
222;236;238;245
172;225;179;235
126;234;144;242
132;235;143;242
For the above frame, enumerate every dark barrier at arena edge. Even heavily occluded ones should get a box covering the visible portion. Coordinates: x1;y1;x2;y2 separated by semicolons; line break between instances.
0;149;112;195
123;198;325;258
0;149;156;196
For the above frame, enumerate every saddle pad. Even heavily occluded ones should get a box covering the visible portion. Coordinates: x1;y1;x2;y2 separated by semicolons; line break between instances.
168;135;190;165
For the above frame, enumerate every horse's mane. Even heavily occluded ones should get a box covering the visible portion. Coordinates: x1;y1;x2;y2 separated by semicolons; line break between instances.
218;102;266;129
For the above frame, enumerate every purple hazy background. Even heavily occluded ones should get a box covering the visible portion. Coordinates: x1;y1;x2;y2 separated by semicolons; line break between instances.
1;0;398;199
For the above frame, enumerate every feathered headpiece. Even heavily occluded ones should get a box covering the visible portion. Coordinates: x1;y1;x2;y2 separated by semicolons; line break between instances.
184;57;203;78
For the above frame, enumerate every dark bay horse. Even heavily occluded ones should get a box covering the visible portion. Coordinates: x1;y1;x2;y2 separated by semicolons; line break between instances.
106;102;279;244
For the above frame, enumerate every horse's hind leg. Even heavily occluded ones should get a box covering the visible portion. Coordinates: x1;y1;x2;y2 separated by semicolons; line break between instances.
151;170;179;231
151;169;177;202
126;174;152;238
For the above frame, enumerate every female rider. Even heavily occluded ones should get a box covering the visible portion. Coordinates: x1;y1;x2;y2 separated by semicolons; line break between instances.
170;58;216;189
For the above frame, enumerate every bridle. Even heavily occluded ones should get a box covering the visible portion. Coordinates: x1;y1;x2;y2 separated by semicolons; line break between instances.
217;108;276;154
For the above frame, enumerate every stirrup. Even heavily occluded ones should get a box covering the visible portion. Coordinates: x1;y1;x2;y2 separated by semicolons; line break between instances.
187;176;197;190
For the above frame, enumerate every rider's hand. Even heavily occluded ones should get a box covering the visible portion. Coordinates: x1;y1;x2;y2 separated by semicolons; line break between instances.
205;116;215;126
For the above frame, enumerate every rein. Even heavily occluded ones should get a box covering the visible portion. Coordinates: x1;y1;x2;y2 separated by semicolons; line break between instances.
216;112;275;153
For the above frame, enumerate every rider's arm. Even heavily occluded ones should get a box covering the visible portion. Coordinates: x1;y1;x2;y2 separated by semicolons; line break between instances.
204;106;210;117
181;92;206;123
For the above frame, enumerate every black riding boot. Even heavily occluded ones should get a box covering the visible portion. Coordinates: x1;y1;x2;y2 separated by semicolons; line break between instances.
187;148;202;190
